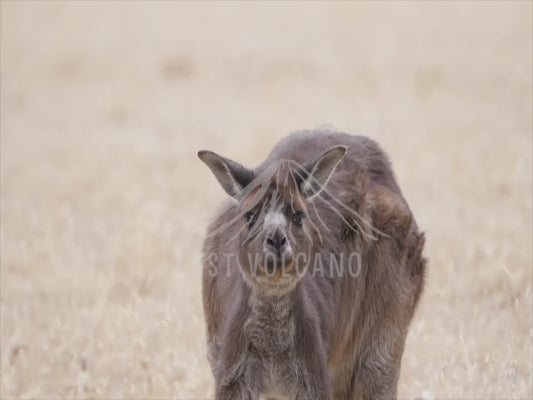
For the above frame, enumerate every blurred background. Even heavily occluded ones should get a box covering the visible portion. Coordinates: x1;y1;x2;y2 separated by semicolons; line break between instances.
1;2;531;399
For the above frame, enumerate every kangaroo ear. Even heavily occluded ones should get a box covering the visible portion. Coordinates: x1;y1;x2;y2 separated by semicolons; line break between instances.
297;145;348;199
198;150;254;198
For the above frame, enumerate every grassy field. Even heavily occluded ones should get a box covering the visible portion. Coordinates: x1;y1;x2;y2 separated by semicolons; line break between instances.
1;2;531;399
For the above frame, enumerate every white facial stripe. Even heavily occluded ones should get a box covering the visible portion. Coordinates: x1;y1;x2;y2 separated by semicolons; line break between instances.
264;211;287;229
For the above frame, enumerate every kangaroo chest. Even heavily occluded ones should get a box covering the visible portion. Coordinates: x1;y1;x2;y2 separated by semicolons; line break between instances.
244;294;298;398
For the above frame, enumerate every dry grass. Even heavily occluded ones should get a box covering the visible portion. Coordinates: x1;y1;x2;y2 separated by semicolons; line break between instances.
0;2;531;399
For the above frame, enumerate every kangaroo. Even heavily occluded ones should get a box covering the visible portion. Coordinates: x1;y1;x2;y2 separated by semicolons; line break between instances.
198;130;426;400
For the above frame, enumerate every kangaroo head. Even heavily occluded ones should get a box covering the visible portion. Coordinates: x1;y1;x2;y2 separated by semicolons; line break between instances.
198;146;347;295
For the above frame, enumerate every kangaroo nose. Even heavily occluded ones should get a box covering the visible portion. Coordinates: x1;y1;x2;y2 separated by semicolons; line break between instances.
265;230;288;253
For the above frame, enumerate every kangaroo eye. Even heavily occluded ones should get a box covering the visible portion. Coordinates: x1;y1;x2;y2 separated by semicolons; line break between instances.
292;211;304;226
244;211;257;227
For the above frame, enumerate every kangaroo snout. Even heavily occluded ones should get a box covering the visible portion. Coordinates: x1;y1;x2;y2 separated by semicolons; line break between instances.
263;230;293;275
265;229;288;255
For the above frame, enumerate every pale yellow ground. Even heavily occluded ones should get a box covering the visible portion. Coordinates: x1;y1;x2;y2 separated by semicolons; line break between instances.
1;2;531;399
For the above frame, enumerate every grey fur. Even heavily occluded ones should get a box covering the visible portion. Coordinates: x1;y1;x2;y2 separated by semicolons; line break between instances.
198;130;426;400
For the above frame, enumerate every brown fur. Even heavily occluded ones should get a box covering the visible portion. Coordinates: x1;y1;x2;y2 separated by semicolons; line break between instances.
199;130;426;400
